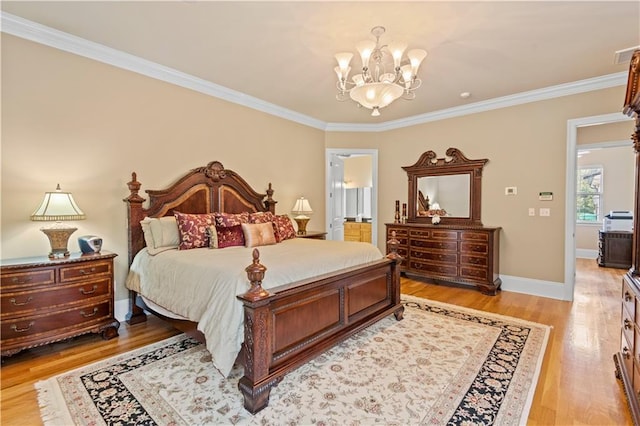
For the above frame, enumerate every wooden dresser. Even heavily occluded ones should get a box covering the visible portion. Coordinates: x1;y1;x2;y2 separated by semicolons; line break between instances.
1;252;120;357
386;223;501;295
344;222;372;243
598;230;633;269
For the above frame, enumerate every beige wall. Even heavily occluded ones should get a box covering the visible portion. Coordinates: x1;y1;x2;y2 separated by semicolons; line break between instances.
1;33;633;302
327;87;627;283
344;156;372;188
1;35;325;301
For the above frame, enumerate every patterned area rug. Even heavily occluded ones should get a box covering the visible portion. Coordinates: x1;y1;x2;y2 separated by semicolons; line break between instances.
36;296;550;425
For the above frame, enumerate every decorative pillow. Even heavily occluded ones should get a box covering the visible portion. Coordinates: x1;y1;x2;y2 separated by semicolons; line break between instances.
249;211;275;224
213;212;250;227
242;222;276;248
216;224;245;248
206;225;219;249
140;216;180;255
174;212;215;250
273;214;297;242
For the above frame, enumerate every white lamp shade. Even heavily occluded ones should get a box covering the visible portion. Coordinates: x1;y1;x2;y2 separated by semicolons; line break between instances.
30;185;86;221
291;197;313;217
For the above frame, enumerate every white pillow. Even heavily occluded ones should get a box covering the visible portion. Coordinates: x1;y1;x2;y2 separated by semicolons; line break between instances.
140;216;180;255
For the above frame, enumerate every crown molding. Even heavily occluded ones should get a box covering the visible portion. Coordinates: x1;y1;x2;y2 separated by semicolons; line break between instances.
325;72;627;132
2;12;627;133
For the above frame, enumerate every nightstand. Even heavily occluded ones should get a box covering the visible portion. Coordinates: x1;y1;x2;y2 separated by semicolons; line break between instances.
296;231;327;240
1;251;120;357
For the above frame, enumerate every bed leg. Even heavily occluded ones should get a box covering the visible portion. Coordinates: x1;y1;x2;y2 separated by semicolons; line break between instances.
125;290;147;325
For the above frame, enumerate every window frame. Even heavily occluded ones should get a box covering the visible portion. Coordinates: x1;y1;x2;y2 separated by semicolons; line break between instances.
576;164;604;224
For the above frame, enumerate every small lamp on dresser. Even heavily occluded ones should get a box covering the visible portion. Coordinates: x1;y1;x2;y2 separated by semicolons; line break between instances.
30;184;86;258
291;197;313;235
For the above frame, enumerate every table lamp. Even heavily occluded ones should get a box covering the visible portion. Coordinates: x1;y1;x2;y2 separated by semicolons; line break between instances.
30;184;86;258
291;197;313;235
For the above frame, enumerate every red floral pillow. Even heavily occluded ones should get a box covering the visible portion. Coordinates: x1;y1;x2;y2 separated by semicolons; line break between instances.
249;211;275;224
213;212;250;227
217;224;245;248
273;214;296;242
174;212;215;250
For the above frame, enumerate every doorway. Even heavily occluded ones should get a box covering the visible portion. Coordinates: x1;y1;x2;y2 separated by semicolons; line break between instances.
565;112;634;301
325;149;378;245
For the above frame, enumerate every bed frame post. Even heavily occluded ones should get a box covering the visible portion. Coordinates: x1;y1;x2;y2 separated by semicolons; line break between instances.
386;231;405;321
123;172;148;325
264;183;277;213
237;249;277;413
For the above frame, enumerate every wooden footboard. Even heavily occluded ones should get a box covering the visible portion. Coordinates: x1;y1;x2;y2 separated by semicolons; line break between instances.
237;248;404;413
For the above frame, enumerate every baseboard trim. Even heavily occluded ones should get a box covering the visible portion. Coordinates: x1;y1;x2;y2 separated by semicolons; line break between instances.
500;274;567;301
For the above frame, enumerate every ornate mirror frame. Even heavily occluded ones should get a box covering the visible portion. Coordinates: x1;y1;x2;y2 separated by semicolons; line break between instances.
403;148;488;226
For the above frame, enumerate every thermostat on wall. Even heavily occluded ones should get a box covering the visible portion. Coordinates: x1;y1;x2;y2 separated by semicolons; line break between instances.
539;192;553;201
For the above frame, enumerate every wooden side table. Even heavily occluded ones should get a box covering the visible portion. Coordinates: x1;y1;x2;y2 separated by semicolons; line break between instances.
296;231;327;240
1;251;120;357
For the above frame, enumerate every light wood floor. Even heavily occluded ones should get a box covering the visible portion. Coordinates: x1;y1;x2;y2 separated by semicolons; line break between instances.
0;258;631;425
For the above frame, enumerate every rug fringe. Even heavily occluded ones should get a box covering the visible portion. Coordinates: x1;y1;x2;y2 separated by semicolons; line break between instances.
35;378;79;426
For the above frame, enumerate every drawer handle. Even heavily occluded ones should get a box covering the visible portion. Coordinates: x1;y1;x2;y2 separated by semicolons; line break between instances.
624;318;633;330
79;285;98;295
79;268;97;275
625;291;633;302
623;346;631;359
11;277;32;284
10;296;33;306
11;322;34;333
80;307;99;318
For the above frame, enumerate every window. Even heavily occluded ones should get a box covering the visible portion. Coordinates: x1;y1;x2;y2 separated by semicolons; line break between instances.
576;166;603;223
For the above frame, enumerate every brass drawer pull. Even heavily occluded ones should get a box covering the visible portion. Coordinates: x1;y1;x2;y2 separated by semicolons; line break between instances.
625;291;633;302
79;267;97;275
11;277;33;284
80;307;98;318
11;322;34;333
10;296;33;306
624;318;633;330
623;346;631;359
79;285;98;295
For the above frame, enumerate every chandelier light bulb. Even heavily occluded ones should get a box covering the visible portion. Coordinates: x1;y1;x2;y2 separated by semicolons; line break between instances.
387;41;407;69
407;49;428;74
335;52;353;71
356;39;376;69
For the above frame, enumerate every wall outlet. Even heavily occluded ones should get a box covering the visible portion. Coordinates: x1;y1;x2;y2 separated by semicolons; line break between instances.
505;186;517;195
528;208;535;216
539;208;551;217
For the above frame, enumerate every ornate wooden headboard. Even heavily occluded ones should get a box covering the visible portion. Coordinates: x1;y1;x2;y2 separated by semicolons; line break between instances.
123;160;277;264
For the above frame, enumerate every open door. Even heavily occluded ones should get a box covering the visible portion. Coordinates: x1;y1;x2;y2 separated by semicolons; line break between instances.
327;154;345;241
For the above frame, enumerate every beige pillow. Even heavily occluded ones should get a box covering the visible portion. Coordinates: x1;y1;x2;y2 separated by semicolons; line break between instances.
206;225;219;249
241;222;276;248
140;216;180;255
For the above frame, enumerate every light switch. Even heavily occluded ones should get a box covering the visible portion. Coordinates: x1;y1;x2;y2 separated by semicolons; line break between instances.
529;208;535;216
539;208;550;217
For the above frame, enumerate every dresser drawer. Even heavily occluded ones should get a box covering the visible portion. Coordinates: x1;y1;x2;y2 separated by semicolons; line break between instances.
1;268;55;289
460;254;488;267
623;307;636;350
409;229;430;238
622;332;635;382
412;239;457;251
59;260;112;283
623;278;636;320
460;242;489;255
460;266;489;281
387;227;408;238
431;230;458;240
410;249;457;264
409;261;457;276
1;278;112;317
1;301;112;340
461;232;489;242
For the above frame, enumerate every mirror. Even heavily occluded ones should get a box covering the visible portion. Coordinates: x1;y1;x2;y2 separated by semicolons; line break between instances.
403;148;487;225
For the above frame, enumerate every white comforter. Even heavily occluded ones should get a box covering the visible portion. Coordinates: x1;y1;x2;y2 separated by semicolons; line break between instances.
125;238;383;376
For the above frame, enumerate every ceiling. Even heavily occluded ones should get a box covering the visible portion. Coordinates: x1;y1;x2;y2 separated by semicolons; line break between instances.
2;1;639;126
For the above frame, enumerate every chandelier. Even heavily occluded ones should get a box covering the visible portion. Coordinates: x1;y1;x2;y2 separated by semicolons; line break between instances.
334;26;427;116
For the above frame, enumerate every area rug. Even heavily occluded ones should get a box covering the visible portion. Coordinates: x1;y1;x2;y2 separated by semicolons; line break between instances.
36;296;550;425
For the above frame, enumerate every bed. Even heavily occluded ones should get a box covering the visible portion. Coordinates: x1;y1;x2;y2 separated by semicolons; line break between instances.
123;160;404;413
